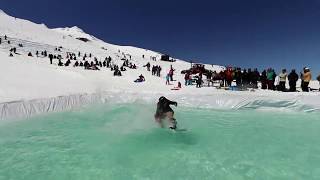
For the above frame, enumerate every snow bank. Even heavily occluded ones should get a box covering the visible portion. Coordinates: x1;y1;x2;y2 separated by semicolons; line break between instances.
1;91;319;120
0;93;106;120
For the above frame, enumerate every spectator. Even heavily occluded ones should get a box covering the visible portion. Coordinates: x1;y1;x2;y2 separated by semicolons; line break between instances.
302;68;312;92
174;82;182;89
166;74;170;85
225;67;233;87
49;54;53;64
288;69;298;92
261;70;267;89
58;60;63;66
135;74;145;82
266;68;275;90
252;68;260;89
234;68;242;89
144;62;150;71
28;52;33;57
317;74;320;91
64;59;71;66
169;65;175;81
241;69;249;88
196;75;202;88
74;61;79;67
156;66;162;77
278;69;288;92
184;72;190;86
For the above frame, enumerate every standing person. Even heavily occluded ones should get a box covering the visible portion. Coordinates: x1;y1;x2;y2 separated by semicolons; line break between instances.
278;69;288;92
166;74;170;85
266;68;275;90
157;66;162;77
146;62;150;71
169;65;175;81
261;70;267;89
252;68;260;89
288;69;298;92
154;96;178;130
242;69;249;88
317;74;320;91
234;68;242;89
225;67;233;87
49;54;54;64
184;72;190;86
196;75;202;88
302;68;312;92
247;68;253;88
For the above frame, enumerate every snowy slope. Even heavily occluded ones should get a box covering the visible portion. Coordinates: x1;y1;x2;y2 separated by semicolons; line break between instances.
0;9;224;103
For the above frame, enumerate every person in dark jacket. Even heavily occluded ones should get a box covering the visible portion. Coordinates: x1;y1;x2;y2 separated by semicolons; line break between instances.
252;68;260;89
49;54;53;64
261;70;267;89
234;68;242;89
288;69;299;92
242;69;249;88
154;96;178;130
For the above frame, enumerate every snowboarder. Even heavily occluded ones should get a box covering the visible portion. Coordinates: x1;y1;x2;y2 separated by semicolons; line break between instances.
154;96;178;130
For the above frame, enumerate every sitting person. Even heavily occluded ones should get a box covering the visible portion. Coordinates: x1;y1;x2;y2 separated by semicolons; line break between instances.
134;74;145;82
114;69;122;76
89;64;100;70
58;60;63;66
120;66;126;71
79;61;84;66
175;82;182;89
171;82;182;90
74;61;79;67
64;59;71;66
28;52;33;57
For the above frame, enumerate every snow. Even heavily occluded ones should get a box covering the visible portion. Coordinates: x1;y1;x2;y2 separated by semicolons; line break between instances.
0;10;319;119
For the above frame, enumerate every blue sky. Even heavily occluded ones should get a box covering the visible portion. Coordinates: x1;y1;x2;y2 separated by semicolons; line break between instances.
0;0;319;75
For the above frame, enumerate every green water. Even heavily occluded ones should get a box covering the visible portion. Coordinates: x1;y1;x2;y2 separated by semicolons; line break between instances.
0;104;320;180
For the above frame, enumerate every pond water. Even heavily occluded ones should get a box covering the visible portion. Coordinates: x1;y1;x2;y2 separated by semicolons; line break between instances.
0;103;319;180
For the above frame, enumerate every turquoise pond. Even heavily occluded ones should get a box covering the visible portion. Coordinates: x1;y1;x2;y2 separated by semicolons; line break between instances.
0;103;320;180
